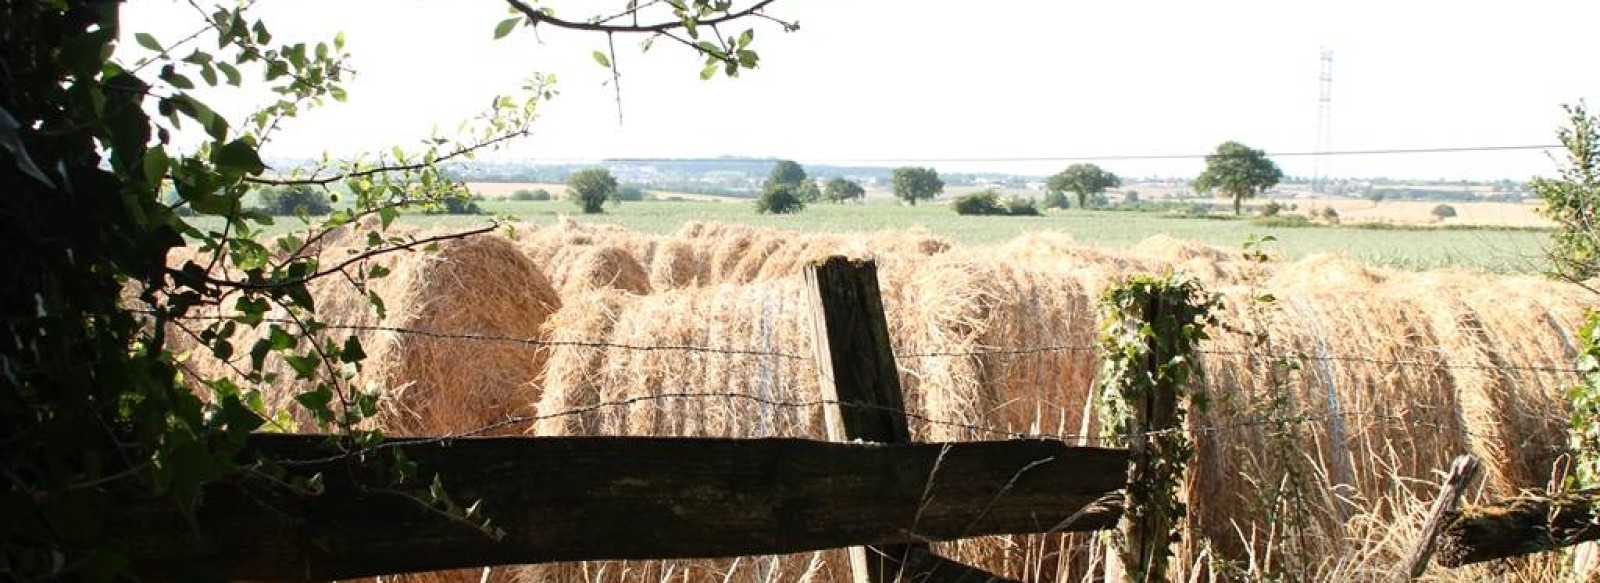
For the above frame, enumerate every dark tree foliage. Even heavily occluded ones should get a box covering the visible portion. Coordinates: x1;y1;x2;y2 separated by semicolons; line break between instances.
1;1;793;579
891;167;943;206
568;168;620;214
822;177;865;203
256;185;334;215
1046;163;1121;210
1194;141;1283;215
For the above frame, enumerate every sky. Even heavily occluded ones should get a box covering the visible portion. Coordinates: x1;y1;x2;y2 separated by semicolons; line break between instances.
119;0;1600;181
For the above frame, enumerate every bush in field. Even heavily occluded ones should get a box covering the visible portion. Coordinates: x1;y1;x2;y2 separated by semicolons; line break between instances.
1250;214;1313;228
512;188;552;201
953;190;1006;215
953;190;1038;216
435;194;484;215
822;177;864;203
1042;189;1070;209
1260;201;1283;217
1123;190;1140;205
567;169;619;214
255;185;333;216
755;184;805;214
1321;207;1341;224
613;184;646;202
1431;203;1458;221
1004;196;1041;216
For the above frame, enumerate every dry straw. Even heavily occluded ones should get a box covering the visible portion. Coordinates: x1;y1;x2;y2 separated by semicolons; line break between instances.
168;219;1592;582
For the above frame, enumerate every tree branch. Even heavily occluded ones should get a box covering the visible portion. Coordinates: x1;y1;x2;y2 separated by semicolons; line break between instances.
246;129;530;186
502;0;779;34
174;224;497;292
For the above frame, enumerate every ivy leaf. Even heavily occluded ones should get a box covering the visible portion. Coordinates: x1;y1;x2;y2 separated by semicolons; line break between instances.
135;32;162;51
285;354;321;380
340;335;366;364
493;17;520;40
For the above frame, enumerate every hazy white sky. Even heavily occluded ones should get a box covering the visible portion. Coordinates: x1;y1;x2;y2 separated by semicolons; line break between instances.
121;0;1600;180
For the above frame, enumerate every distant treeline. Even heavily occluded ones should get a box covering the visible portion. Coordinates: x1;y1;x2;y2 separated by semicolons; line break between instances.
1369;188;1525;203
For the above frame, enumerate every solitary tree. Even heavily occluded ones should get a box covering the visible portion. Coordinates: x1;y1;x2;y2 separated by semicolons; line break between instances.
1430;204;1458;221
823;177;865;203
1046;164;1122;209
567;169;620;214
759;160;812;211
892;167;944;206
755;184;806;214
766;160;808;188
1194;141;1283;215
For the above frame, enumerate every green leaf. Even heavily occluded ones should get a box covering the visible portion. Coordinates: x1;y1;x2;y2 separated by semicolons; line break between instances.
699;62;718;80
214;139;265;175
199;62;217;86
493;17;520;40
285;354;321;380
135;32;162;52
591;50;611;68
340;335;366;364
161;71;195;90
216;61;242;86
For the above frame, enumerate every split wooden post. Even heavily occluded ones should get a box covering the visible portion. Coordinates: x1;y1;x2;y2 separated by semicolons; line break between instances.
1401;454;1479;579
1121;293;1181;583
806;257;1019;583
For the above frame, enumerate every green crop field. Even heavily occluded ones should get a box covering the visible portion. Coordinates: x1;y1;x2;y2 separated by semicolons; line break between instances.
370;199;1547;274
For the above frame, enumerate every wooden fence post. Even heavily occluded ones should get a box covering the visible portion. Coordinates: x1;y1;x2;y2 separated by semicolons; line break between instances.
1400;454;1479;579
806;257;1018;583
1122;293;1180;583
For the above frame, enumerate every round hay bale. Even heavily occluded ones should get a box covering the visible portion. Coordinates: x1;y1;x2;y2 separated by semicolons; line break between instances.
649;239;709;290
207;234;562;437
1270;253;1387;290
553;245;652;297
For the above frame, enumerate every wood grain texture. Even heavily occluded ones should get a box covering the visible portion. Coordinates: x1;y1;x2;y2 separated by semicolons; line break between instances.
110;435;1126;582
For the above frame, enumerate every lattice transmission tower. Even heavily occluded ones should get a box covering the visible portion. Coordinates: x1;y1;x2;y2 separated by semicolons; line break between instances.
1313;49;1334;193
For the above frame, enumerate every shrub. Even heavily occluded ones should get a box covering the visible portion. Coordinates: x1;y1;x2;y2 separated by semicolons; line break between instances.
613;184;646;202
1250;215;1314;228
512;188;551;201
1260;201;1283;217
1042;189;1070;209
437;194;483;215
1431;203;1458;220
1122;190;1140;205
1320;207;1340;225
255;185;333;216
952;190;1007;215
755;184;805;214
1004;196;1040;216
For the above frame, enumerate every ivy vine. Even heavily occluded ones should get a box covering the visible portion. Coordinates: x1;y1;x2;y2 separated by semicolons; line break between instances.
1096;273;1217;583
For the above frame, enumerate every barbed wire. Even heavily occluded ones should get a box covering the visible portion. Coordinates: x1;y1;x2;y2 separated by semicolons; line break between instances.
277;389;1549;466
165;312;1583;375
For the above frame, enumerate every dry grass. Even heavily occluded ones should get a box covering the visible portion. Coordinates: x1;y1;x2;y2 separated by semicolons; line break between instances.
174;220;1594;582
181;233;560;437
